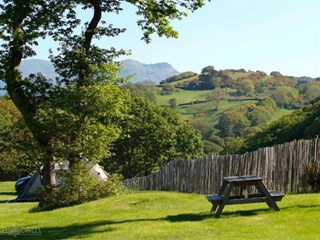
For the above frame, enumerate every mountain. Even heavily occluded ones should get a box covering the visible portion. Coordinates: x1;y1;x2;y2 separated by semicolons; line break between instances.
1;59;178;95
20;59;57;79
18;59;179;83
119;59;179;83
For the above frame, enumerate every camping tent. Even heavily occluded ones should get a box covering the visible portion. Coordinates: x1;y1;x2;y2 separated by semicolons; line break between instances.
15;161;108;202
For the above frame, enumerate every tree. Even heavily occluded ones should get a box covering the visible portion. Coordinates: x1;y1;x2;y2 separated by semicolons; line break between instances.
206;87;227;111
104;95;203;178
236;79;255;96
258;97;277;110
216;110;250;137
122;81;158;102
198;65;219;89
270;86;300;108
169;98;178;108
238;97;320;153
0;0;208;207
299;81;320;103
270;71;282;77
0;97;39;180
161;84;175;95
245;106;274;127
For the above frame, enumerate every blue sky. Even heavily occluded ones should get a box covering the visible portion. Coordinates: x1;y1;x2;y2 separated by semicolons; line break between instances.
34;0;320;77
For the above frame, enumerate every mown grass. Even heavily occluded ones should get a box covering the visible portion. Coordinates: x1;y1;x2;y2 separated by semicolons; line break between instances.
0;181;319;239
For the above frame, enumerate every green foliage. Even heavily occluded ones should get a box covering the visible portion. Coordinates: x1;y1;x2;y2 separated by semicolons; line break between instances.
161;71;198;84
122;81;158;102
299;81;320;103
203;141;222;155
270;86;300;108
128;0;206;43
245;106;275;127
198;66;218;89
222;137;243;154
0;98;40;180
301;162;320;193
169;98;178;108
236;79;255;96
216;109;250;138
161;84;175;95
37;82;129;164
104;95;203;178
270;71;282;77
239;97;320;153
206;87;227;111
40;165;125;210
257;97;277;110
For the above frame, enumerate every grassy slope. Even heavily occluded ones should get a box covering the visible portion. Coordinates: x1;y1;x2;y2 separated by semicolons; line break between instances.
157;89;211;106
269;108;293;123
0;182;319;240
157;89;290;125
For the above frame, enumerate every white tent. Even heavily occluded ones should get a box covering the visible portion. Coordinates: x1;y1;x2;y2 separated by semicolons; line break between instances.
15;161;108;202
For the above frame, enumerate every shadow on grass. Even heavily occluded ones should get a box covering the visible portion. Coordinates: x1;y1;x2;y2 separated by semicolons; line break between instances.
281;204;320;210
0;192;16;195
12;213;213;240
218;203;320;217
219;208;274;217
0;199;16;203
164;212;213;222
7;202;320;239
3;221;114;240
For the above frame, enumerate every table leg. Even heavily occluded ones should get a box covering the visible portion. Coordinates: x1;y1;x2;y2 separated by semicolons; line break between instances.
218;181;228;196
256;181;280;211
215;183;234;218
211;203;219;212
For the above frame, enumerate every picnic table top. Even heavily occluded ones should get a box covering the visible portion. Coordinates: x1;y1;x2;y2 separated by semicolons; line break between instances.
223;175;262;183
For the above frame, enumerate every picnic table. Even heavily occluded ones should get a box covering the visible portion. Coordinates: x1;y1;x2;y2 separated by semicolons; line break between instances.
206;175;284;218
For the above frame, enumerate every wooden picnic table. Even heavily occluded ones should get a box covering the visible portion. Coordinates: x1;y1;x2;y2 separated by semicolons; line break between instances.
206;175;284;218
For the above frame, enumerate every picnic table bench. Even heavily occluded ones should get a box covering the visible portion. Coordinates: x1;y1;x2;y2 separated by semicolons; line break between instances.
206;175;284;218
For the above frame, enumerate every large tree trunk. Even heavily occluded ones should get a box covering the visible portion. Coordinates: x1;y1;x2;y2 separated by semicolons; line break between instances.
39;155;56;207
4;2;57;205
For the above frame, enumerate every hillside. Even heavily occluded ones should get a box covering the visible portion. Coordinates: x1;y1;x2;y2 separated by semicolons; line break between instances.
119;59;179;83
153;66;320;154
239;96;320;153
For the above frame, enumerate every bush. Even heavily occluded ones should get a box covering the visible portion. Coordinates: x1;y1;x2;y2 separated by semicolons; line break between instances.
40;166;125;210
161;71;198;84
302;162;320;193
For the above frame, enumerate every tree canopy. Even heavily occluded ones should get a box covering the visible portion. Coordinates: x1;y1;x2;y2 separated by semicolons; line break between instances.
0;0;208;207
105;95;203;178
239;97;320;153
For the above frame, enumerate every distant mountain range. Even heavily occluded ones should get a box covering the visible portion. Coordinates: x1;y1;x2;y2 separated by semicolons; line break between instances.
0;59;178;95
20;59;56;80
118;59;179;83
17;59;179;83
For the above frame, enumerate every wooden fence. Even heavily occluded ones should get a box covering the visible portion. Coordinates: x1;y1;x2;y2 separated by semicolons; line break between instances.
124;137;320;194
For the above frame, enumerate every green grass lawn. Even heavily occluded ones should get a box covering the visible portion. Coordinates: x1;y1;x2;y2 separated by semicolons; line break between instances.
0;181;319;239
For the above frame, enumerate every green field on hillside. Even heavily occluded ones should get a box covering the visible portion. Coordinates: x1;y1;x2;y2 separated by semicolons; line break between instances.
0;182;319;240
157;89;211;106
